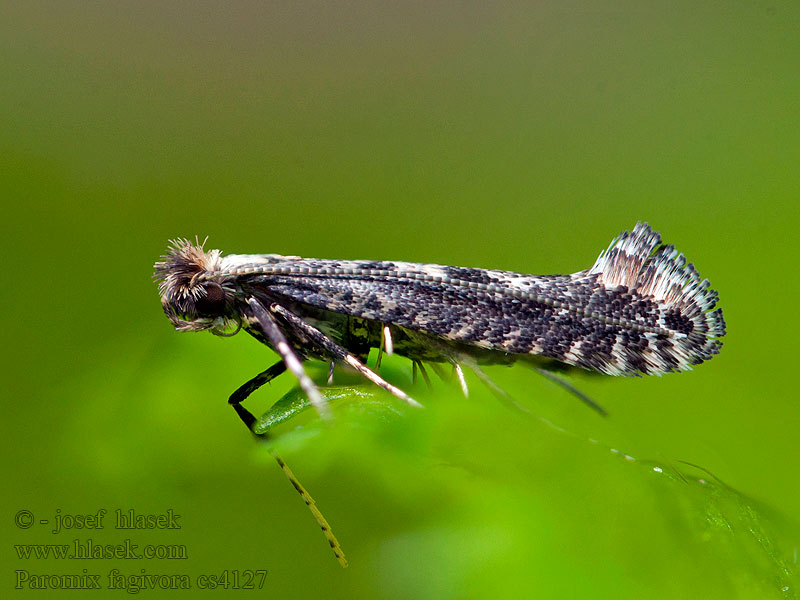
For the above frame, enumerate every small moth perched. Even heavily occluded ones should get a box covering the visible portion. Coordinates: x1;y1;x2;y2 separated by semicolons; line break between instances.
153;222;725;566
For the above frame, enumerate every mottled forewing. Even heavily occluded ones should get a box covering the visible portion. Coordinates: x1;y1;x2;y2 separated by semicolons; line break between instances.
236;259;670;374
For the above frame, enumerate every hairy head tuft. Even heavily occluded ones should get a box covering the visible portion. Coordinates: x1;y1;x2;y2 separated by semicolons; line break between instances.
154;238;236;332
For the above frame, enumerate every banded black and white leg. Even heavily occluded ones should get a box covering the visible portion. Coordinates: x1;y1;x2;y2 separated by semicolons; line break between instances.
267;303;422;409
245;297;331;419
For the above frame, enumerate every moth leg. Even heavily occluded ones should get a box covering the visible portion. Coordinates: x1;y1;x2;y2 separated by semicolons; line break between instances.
429;362;451;382
453;363;469;398
327;360;335;385
382;325;394;355
375;325;394;370
376;330;384;369
412;360;433;389
247;298;330;420
533;367;608;417
269;304;423;409
228;361;287;432
230;367;348;569
459;357;533;416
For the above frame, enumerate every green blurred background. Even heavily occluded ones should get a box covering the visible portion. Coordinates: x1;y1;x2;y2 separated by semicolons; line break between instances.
2;2;798;598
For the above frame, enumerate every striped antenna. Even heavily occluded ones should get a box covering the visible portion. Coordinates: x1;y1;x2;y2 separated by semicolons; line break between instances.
272;453;348;568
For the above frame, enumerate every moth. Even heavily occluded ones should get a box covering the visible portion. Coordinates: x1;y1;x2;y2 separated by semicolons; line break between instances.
153;222;725;566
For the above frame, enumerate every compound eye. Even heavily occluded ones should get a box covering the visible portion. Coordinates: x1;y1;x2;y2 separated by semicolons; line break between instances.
194;282;226;316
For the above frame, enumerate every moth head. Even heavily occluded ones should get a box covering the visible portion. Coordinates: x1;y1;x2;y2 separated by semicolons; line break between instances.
154;238;238;334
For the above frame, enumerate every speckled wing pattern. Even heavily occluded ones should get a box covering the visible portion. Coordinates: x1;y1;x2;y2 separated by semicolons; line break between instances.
213;222;725;376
